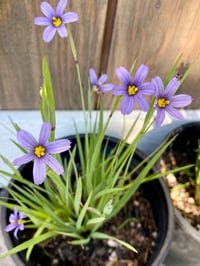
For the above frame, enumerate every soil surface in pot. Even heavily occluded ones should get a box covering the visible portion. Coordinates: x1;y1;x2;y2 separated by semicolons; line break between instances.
17;188;157;266
161;150;200;232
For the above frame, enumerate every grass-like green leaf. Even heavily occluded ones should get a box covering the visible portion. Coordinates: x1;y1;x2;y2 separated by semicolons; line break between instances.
92;232;137;253
0;231;57;260
40;57;56;140
86;217;105;226
74;177;82;215
76;191;92;230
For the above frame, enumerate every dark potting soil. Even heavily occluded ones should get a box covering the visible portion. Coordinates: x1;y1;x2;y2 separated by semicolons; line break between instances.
19;189;157;266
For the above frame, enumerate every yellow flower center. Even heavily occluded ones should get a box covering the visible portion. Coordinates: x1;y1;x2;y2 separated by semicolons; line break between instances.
17;219;22;225
10;219;22;225
93;85;100;92
128;85;138;95
52;16;62;27
157;98;170;108
34;145;46;158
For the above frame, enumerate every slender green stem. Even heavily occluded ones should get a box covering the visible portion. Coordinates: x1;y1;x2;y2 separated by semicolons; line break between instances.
99;96;121;136
67;25;86;113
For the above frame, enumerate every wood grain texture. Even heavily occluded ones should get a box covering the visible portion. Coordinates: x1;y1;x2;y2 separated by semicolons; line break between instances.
105;0;200;109
0;0;108;109
0;0;200;110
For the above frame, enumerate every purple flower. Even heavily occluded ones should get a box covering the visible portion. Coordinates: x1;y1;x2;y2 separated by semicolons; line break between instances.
112;65;155;115
89;68;113;93
34;0;78;42
13;122;71;185
5;206;26;239
153;76;192;127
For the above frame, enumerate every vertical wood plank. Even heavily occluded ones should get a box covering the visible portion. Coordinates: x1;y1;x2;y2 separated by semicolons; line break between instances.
1;0;200;110
0;0;108;109
105;0;200;109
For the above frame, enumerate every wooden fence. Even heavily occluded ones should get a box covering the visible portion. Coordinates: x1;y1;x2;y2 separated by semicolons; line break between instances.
0;0;200;110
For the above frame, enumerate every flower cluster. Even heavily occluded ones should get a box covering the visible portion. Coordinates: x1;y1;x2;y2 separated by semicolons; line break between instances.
34;0;192;127
0;0;196;263
89;65;192;127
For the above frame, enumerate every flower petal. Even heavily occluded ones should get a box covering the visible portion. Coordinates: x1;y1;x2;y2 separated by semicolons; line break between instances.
45;154;64;175
62;12;79;23
19;223;25;231
14;206;18;217
151;76;164;98
13;153;34;166
56;0;67;15
116;67;131;85
121;96;134;114
43;25;57;42
133;64;148;85
14;227;19;239
17;130;37;150
165;77;180;97
39;122;51;144
139;82;155;95
40;2;55;19
57;25;68;38
5;224;16;232
33;159;46;185
19;213;26;220
170;94;192;107
34;17;50;26
9;214;16;223
89;69;97;85
112;85;127;96
98;74;108;84
165;106;184;120
155;108;166;127
100;84;113;92
134;94;149;111
46;139;71;154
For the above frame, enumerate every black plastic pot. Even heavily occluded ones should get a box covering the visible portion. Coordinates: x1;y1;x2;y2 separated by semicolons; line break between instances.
0;135;174;266
160;121;200;260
